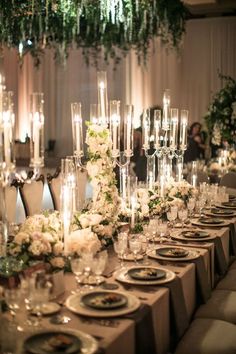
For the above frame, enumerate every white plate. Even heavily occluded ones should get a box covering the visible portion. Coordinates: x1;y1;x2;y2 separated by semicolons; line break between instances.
120;253;144;261
191;219;230;228
31;302;61;316
23;328;98;354
65;290;141;318
171;233;216;243
148;247;199;262
115;266;175;286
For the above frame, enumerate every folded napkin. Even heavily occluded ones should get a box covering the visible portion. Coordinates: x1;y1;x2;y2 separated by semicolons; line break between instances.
192;255;211;304
124;303;156;354
164;276;189;345
229;223;236;256
213;236;227;275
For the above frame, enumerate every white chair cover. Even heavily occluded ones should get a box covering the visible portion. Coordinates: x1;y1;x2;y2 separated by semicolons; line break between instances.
0;185;17;223
19;178;44;216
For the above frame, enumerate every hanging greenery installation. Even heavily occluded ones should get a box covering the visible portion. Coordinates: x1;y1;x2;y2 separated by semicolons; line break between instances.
0;0;188;66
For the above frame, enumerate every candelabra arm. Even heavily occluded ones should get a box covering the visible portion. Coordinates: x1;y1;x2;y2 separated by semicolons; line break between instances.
114;156;130;169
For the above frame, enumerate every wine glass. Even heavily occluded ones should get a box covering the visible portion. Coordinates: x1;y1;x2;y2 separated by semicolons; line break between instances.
92;251;108;285
4;287;24;331
114;240;127;267
158;222;168;243
82;253;94;288
187;198;195;216
29;282;51;327
170;206;178;226
178;208;188;230
129;237;142;264
71;257;85;293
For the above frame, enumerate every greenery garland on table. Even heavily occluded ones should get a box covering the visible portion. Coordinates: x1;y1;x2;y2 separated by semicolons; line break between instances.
204;74;236;146
0;0;187;66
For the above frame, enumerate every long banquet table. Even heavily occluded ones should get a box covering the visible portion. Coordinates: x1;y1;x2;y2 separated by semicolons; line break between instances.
2;214;236;354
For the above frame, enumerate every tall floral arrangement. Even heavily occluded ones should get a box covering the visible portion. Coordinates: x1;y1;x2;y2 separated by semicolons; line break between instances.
72;123;121;248
204;74;236;145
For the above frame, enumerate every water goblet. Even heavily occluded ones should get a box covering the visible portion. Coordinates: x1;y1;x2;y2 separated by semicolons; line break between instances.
178;208;188;230
71;257;85;292
129;237;142;264
82;253;94;288
4;287;24;331
158;222;168;243
93;251;108;285
114;240;127;267
187;198;195;216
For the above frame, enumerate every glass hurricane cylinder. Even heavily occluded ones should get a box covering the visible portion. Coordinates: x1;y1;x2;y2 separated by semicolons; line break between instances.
97;71;108;126
124;105;134;157
71;102;84;159
110;100;121;158
0;91;15;171
30;93;44;168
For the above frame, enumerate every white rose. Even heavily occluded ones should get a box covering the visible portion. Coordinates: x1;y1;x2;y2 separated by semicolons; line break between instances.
14;231;30;245
89;214;103;226
53;241;64;256
29;240;45;256
50;257;65;269
79;215;90;228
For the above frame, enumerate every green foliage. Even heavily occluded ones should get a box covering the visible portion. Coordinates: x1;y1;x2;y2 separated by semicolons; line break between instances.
204;74;236;145
0;0;187;66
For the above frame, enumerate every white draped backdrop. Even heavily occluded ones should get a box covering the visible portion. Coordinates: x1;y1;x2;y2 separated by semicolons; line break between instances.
2;16;236;158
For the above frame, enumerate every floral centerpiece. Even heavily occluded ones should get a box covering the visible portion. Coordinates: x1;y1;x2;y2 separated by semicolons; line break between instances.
204;74;236;146
165;179;198;204
8;211;66;270
68;123;121;251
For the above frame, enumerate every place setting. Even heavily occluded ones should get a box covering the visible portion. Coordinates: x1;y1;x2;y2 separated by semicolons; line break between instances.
191;216;230;228
22;328;98;354
215;201;236;210
170;229;216;243
204;207;236;218
65;289;141;318
147;245;200;262
115;265;176;286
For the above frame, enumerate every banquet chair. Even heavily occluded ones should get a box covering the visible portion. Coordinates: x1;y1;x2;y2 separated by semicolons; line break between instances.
220;172;236;189
47;169;61;210
47;168;88;211
186;170;209;186
0;184;18;224
175;318;236;354
19;174;45;216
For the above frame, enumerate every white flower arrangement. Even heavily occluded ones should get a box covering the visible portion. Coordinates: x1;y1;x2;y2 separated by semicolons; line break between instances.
165;179;197;203
83;123;121;245
66;227;101;256
9;211;66;269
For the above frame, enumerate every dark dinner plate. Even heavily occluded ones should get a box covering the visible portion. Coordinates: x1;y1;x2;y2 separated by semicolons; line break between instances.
211;208;234;215
127;267;166;281
156;247;189;258
24;331;81;354
81;291;128;310
199;217;223;225
182;231;209;238
229;195;236;201
222;202;236;207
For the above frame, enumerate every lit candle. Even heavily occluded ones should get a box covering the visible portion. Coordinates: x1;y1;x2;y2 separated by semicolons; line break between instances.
154;110;161;149
3;112;11;166
71;103;83;158
160;175;165;198
33;112;40;164
143;110;150;149
99;82;106;125
192;174;197;188
131;196;136;229
180;110;188;150
97;72;108;126
162;89;170;131
170;108;178;149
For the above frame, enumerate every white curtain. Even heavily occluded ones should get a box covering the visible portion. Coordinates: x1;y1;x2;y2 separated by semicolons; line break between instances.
2;16;236;158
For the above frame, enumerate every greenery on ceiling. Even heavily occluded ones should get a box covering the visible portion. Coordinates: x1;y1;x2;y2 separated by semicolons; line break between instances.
0;0;188;66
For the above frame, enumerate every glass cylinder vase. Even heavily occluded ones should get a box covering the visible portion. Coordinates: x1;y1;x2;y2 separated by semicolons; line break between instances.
30;93;45;168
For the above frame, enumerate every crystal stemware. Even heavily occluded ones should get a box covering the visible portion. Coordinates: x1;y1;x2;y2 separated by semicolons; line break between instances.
178;208;188;230
129;237;142;264
70;256;85;293
4;287;24;332
114;240;127;267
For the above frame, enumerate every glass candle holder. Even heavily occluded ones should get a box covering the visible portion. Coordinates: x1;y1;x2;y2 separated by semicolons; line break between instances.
30;93;44;168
